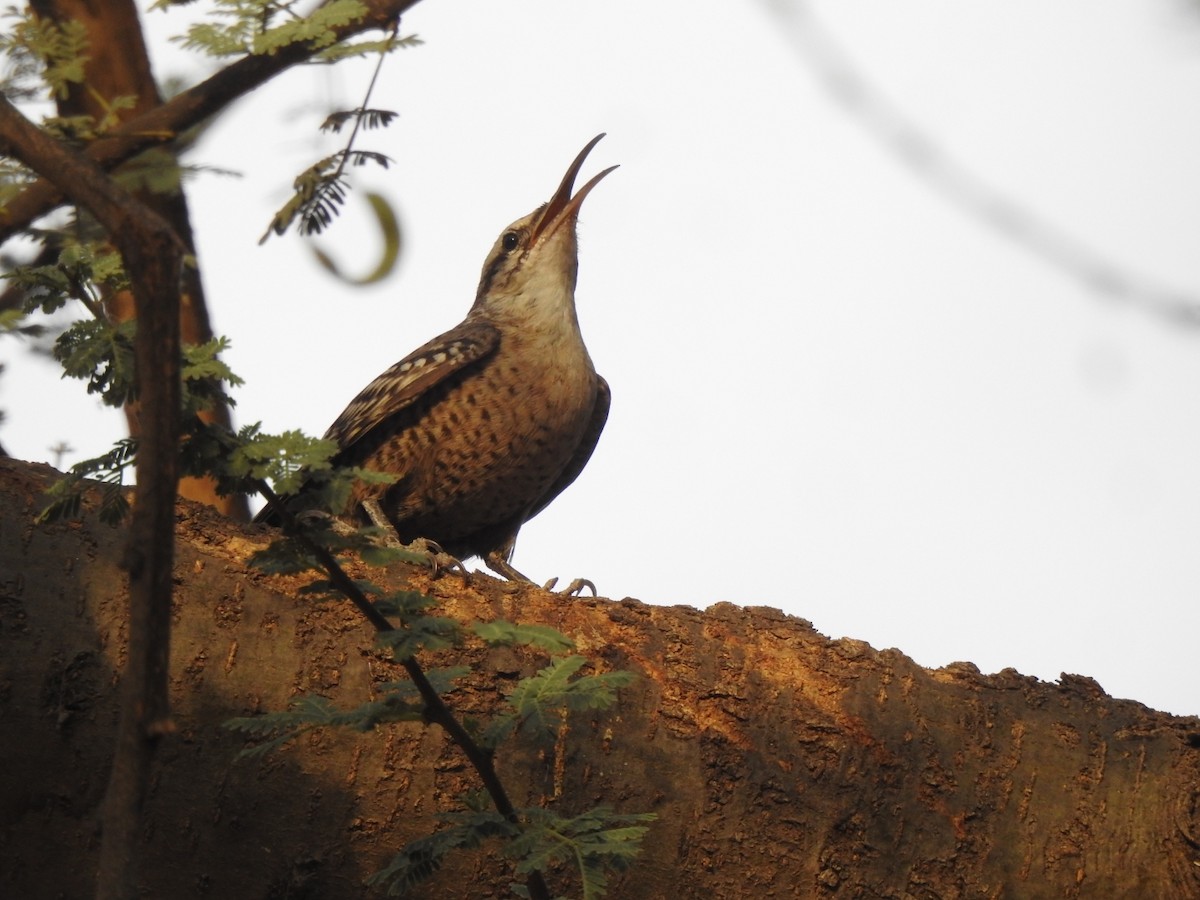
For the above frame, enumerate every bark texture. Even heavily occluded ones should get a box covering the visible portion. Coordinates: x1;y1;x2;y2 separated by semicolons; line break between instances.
2;457;1199;899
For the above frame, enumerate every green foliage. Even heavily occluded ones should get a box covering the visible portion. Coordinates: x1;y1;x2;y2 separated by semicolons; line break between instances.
376;615;461;662
0;156;36;209
357;540;436;570
474;621;577;655
35;331;257;522
53;317;137;407
317;32;423;63
225;667;469;758
372;589;439;618
512;656;635;722
186;415;395;516
37;438;137;524
260;25;408;249
246;517;380;575
0;306;38;337
42;94;138;142
0;6;90;99
5;241;127;317
483;656;636;750
508;807;656;900
3;242;135;406
260;149;392;240
172;0;368;58
112;146;190;197
221;426;339;495
178;409;364;508
367;809;517;895
369;805;655;899
321;108;398;134
181;335;243;414
228;534;648;898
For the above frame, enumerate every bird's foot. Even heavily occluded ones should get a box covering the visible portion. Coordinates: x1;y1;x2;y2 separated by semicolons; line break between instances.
360;500;468;579
484;552;596;596
541;576;597;597
398;536;470;580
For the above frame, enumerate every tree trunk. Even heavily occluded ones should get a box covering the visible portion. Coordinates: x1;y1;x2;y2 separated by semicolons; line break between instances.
1;456;1198;899
25;0;248;521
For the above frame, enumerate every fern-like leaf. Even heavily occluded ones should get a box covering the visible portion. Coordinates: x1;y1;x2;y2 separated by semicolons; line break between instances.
473;621;576;654
320;107;398;133
509;806;656;900
317;33;423;62
342;149;392;168
369;811;517;895
174;0;368;58
225;685;455;760
376;616;461;661
37;438;138;524
504;656;637;740
371;589;437;619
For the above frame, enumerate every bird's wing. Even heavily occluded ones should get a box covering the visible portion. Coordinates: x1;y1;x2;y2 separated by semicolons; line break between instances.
324;320;501;451
526;375;611;523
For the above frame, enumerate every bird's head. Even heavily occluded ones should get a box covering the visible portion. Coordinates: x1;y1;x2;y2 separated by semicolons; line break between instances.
472;134;616;322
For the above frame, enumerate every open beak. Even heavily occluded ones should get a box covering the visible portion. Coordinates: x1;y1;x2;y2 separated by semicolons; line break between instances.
531;133;618;245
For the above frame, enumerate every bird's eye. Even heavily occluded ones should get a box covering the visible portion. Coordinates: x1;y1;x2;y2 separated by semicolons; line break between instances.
502;231;520;252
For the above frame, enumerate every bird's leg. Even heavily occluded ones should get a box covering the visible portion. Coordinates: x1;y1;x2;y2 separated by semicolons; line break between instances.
484;551;535;584
360;498;403;545
360;499;468;578
484;551;597;596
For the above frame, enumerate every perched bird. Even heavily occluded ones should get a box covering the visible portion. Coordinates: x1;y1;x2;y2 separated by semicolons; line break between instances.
260;134;616;589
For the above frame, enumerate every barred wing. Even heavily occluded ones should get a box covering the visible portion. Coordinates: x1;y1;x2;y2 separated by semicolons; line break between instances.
325;320;500;451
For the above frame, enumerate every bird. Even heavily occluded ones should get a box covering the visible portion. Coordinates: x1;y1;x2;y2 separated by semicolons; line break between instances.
258;134;616;591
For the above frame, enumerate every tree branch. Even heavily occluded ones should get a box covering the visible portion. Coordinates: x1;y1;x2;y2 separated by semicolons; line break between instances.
255;482;552;900
0;0;420;246
23;0;252;520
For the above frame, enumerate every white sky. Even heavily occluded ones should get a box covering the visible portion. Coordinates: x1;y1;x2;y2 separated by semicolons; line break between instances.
5;1;1200;716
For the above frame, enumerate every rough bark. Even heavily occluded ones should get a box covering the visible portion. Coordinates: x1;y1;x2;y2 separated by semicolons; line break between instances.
1;456;1198;899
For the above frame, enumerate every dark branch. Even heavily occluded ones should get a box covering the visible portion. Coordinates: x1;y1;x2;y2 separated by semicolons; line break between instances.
0;92;186;900
253;480;551;900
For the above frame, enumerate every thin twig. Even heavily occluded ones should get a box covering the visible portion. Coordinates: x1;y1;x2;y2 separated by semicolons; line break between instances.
254;481;552;900
331;20;397;182
764;0;1200;328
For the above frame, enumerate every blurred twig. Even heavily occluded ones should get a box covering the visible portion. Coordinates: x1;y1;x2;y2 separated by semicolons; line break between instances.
765;0;1200;328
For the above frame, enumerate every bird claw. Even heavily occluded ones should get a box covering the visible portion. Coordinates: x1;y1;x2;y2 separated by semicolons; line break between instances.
403;537;471;580
541;576;597;596
483;552;597;596
360;500;468;579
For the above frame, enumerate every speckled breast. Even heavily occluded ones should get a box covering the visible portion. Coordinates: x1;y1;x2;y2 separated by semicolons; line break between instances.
365;346;599;552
